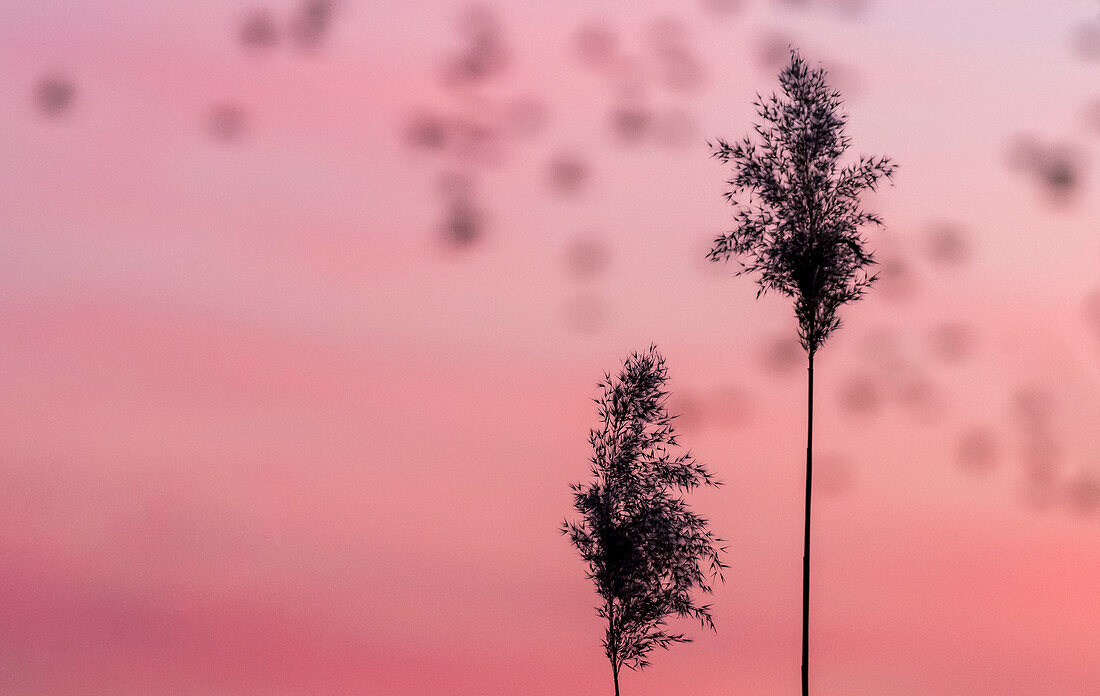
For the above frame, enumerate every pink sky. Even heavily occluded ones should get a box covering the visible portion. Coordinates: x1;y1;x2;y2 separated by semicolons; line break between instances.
1;1;1098;694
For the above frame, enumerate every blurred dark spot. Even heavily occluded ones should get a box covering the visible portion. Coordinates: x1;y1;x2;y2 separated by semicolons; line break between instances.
574;22;618;68
502;96;548;138
708;386;753;429
838;373;881;415
546;154;589;196
1065;473;1100;515
1012;384;1055;428
925;222;970;266
928;322;975;365
1005;135;1083;203
700;0;744;16
1037;151;1080;198
610;104;651;144
892;374;944;424
954;426;1000;473
815;453;854;499
564;238;611;280
442;197;484;249
34;74;75;118
760;334;803;375
876;256;917;303
820;61;863;101
442;4;508;85
774;0;812;10
239;8;279;49
563;293;608;334
290;0;335;51
206;103;248;143
646;20;704;92
756;33;796;72
405;112;449;151
1071;20;1100;62
652;108;696;148
670;389;705;431
654;46;706;93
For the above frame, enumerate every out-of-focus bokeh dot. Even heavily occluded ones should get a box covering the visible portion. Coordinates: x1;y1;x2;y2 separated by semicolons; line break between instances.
923;222;971;267
239;8;279;50
289;0;337;51
563;237;611;281
33;74;75;118
954;425;1000;473
205;102;248;143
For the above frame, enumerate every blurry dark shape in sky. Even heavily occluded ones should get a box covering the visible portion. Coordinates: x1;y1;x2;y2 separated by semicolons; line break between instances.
925;222;971;266
546;153;589;196
646;16;705;93
447;118;503;166
442;3;509;85
563;238;610;281
501;95;548;138
700;0;744;16
1070;19;1100;62
820;61;863;102
562;293;608;334
239;8;279;50
610;103;651;145
892;373;945;425
759;334;802;376
34;74;75;118
876;256;918;303
814;453;854;499
755;32;797;72
1065;473;1100;515
670;389;705;431
652;108;696;148
773;0;812;10
708;386;754;429
206;103;248;143
405;112;449;151
1012;384;1056;428
574;22;619;68
1005;135;1084;204
442;195;484;249
653;45;706;93
954;426;1000;473
837;373;881;415
927;322;975;365
289;0;335;51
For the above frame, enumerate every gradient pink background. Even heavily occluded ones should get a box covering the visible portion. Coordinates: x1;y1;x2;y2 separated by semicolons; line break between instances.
2;1;1098;695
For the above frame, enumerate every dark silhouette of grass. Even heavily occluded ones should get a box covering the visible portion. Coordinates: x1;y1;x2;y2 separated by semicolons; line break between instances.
564;346;726;696
708;49;895;696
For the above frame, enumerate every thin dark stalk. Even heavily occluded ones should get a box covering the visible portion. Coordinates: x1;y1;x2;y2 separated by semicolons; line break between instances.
801;351;814;696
